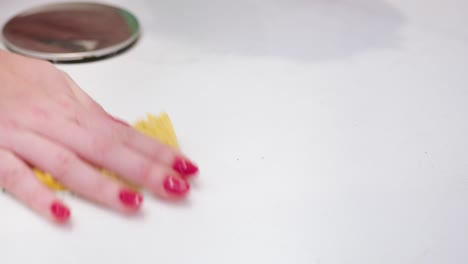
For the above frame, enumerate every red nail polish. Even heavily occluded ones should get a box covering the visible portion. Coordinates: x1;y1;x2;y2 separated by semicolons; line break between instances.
163;176;190;195
119;189;143;209
172;157;199;177
50;201;70;222
111;116;130;127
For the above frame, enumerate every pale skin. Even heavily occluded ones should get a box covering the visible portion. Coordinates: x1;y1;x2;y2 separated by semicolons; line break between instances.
0;49;199;223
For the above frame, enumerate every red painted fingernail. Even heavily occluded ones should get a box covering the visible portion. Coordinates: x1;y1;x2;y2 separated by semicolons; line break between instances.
119;189;143;209
172;157;199;177
50;201;70;223
163;176;190;195
111;116;130;127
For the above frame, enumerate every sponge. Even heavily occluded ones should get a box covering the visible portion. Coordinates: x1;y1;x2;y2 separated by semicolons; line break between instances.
34;112;178;191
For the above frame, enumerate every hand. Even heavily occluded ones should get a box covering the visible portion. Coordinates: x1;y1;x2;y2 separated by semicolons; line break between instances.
0;50;198;224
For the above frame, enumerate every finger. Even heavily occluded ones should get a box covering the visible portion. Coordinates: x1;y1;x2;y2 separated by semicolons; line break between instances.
87;113;199;178
62;72;198;177
61;71;106;114
62;72;133;128
3;130;144;212
25;117;190;199
0;148;71;223
120;125;199;178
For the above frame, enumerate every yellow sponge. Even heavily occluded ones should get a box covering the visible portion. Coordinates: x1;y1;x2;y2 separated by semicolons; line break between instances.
34;112;178;191
133;112;179;149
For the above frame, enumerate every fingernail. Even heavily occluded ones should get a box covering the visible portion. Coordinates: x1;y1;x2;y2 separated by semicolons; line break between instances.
172;157;199;177
111;116;130;127
50;201;70;222
163;176;190;195
119;189;143;209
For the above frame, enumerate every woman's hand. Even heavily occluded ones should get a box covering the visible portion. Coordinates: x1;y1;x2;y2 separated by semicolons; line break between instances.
0;50;198;223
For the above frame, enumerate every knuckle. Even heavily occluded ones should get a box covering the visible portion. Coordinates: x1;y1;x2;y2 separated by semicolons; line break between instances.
135;160;153;184
0;118;19;131
92;177;113;204
146;143;162;158
117;128;133;144
0;119;20;146
12;103;54;130
0;162;24;191
147;143;173;162
52;151;78;178
25;185;45;205
91;136;115;161
55;95;74;111
28;105;52;122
